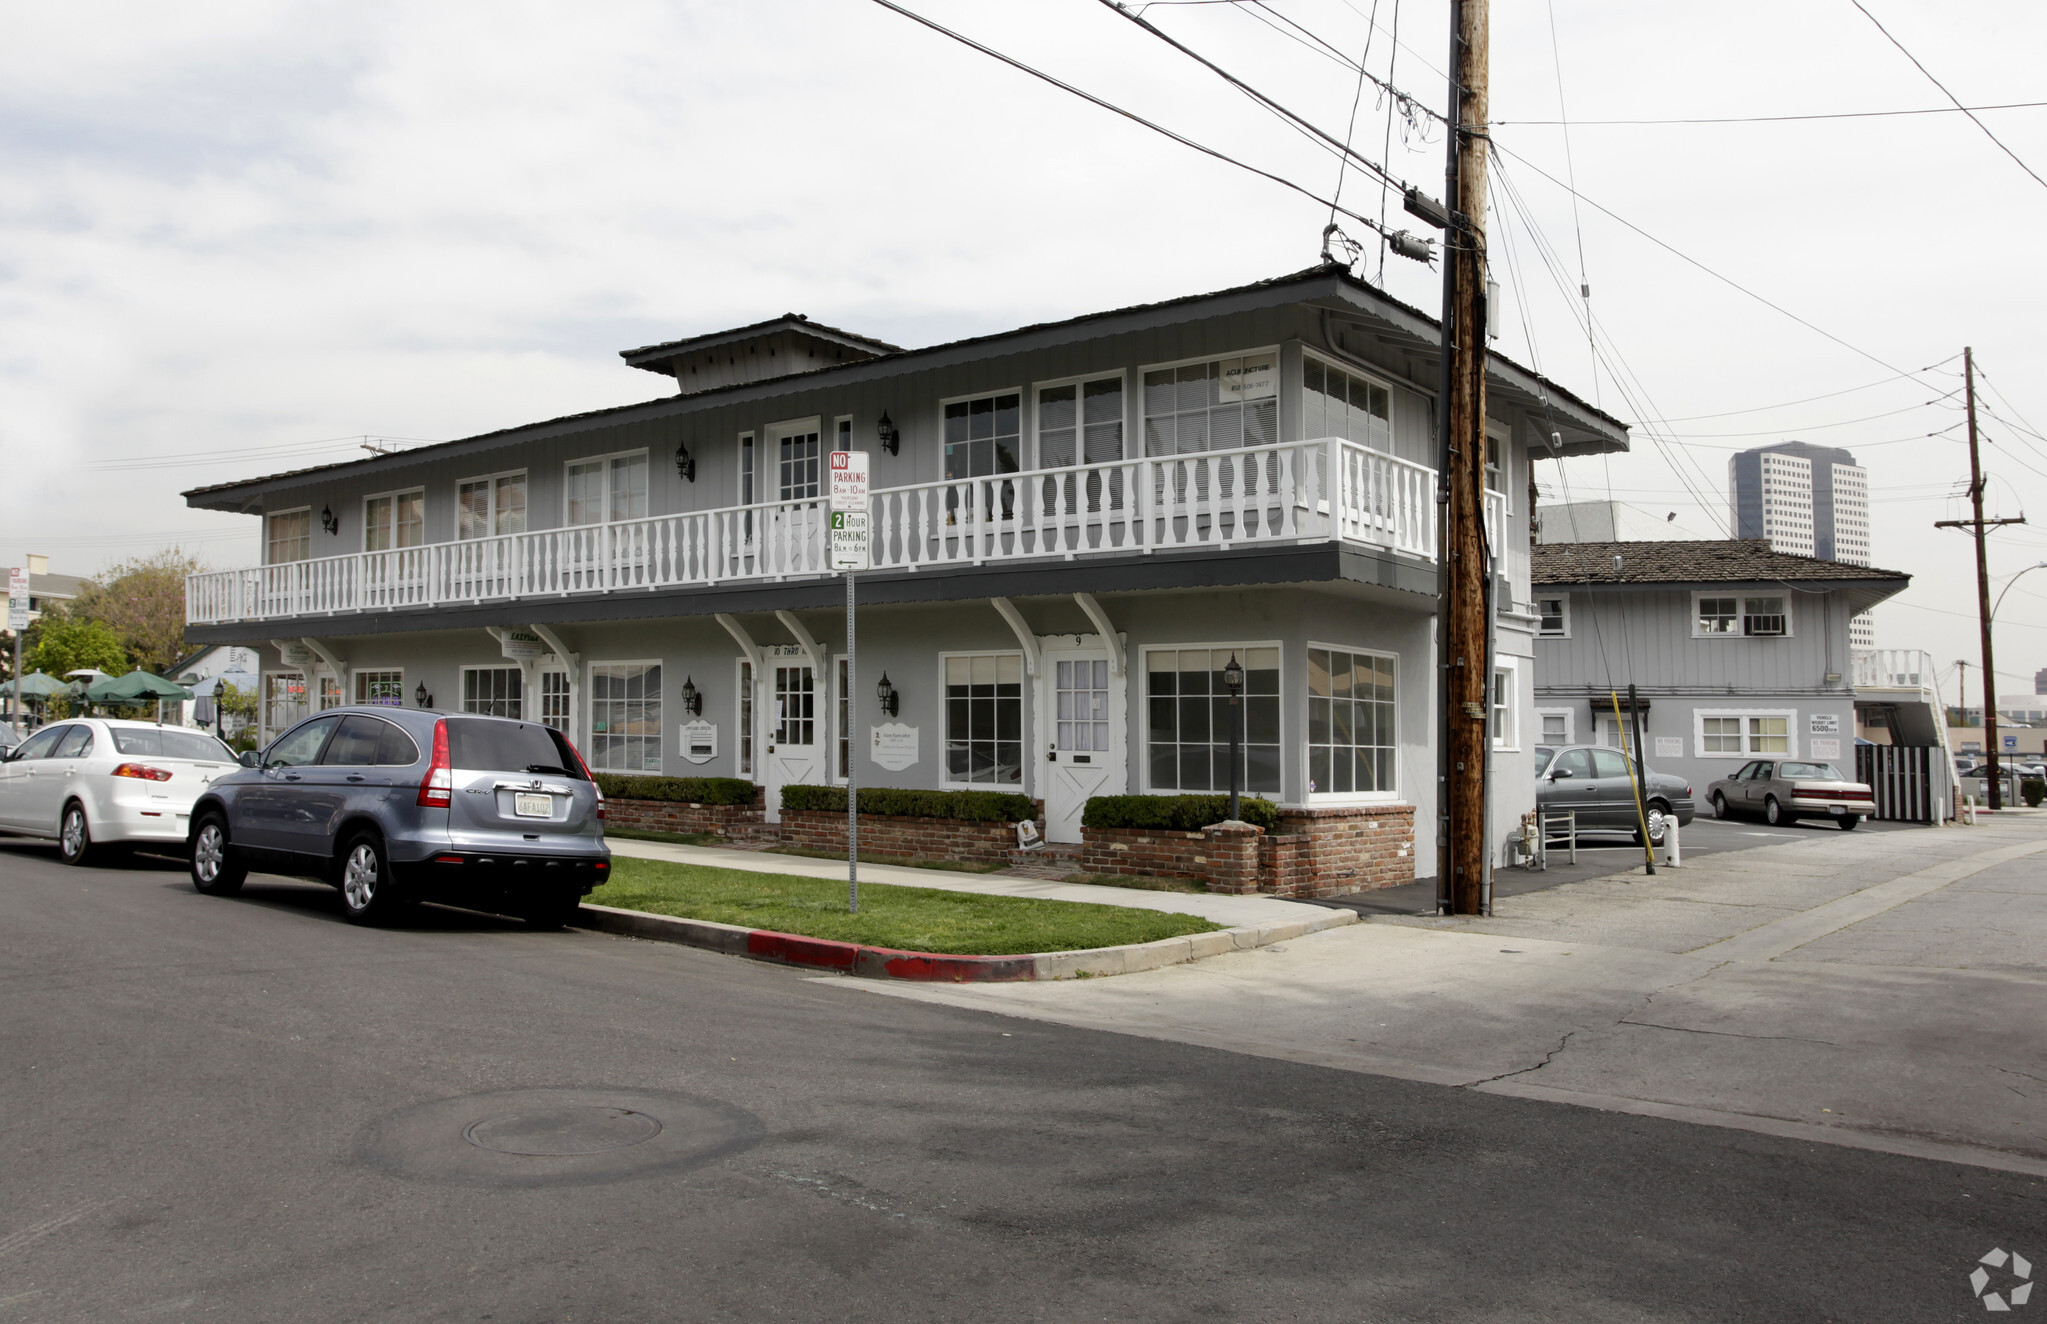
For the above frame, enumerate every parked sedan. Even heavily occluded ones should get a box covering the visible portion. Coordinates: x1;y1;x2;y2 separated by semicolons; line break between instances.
1705;760;1873;828
1534;744;1696;846
186;706;610;927
0;718;239;864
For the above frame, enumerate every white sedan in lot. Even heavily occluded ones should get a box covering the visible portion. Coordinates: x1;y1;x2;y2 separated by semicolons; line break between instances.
0;718;242;864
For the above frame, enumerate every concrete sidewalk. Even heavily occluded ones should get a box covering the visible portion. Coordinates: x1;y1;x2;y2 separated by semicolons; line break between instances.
601;835;1336;929
818;815;2047;1174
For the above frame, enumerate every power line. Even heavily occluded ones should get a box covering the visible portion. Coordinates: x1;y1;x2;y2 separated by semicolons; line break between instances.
1495;99;2047;127
1645;361;1960;422
1848;0;2047;194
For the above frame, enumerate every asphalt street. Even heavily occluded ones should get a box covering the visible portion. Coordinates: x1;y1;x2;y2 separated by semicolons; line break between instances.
2;839;2042;1323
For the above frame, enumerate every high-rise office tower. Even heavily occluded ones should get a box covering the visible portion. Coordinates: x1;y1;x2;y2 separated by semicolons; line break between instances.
1730;441;1873;647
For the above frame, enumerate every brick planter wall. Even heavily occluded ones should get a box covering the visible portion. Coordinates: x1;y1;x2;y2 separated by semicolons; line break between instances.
1079;803;1416;898
605;788;765;838
778;807;1040;865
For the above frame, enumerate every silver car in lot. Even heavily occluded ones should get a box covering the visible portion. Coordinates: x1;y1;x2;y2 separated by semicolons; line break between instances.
1534;744;1696;846
186;706;610;926
0;718;239;864
1703;759;1873;829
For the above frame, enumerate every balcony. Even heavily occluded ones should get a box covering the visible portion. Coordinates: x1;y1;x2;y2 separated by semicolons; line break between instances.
1853;648;1936;692
188;439;1505;627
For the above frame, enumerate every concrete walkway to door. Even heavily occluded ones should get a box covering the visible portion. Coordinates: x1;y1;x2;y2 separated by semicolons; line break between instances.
600;836;1332;929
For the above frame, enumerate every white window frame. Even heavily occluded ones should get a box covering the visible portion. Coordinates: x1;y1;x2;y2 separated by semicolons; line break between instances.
1303;640;1398;802
832;653;850;785
587;659;664;774
765;416;825;503
360;488;426;553
353;669;405;707
938;387;1026;483
1693;590;1794;639
1139;641;1286;799
1535;594;1570;638
1031;369;1128;470
1139;346;1282;456
833;415;853;457
561;448;650;527
1485;419;1511;512
1694;707;1799;759
735;656;755;779
737;431;757;506
938;649;1026;791
265;507;312;565
460;664;525;719
455;469;528;540
261;670;308;740
1490;656;1520;753
538;668;574;735
1535;707;1575;747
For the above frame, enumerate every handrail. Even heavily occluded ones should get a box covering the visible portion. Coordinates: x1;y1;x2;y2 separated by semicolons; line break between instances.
186;439;1447;624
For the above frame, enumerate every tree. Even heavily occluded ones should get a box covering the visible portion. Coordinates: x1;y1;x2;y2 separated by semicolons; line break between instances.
26;615;128;678
70;548;204;675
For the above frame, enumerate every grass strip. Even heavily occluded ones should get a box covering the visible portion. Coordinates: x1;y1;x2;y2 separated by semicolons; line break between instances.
766;844;1007;874
589;857;1219;955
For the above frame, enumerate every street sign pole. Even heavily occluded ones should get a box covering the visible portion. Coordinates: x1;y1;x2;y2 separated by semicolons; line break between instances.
829;451;872;914
7;567;28;738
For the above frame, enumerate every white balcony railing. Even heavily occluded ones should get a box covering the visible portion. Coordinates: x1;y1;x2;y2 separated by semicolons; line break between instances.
1853;648;1937;692
188;438;1451;626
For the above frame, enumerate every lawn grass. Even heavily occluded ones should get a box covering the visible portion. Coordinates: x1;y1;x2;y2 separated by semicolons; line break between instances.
1063;872;1209;894
603;826;726;848
766;844;1007;874
588;856;1220;955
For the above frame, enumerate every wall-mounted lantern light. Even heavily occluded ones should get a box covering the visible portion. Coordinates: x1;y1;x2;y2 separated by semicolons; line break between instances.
320;505;339;535
414;681;433;708
876;671;899;717
680;675;702;716
674;439;696;483
875;412;900;457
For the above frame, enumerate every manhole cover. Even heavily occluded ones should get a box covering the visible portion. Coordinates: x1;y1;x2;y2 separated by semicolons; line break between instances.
464;1106;663;1155
355;1087;762;1187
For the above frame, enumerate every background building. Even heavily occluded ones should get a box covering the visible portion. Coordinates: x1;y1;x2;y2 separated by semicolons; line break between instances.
1535;499;1712;544
1729;441;1873;647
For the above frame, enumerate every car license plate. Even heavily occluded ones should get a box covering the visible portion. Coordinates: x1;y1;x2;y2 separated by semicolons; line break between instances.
514;792;553;818
1828;805;1844;815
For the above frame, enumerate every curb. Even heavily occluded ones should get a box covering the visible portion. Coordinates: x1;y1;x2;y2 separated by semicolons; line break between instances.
572;902;1357;981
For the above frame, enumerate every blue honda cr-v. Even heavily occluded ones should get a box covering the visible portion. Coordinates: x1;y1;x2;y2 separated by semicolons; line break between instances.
186;706;610;926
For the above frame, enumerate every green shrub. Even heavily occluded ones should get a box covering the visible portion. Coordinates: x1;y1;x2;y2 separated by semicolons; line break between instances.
1080;794;1279;832
779;784;1037;823
2024;777;2046;809
595;774;756;806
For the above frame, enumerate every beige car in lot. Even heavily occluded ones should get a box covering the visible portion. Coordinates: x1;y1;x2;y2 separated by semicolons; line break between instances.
1704;759;1874;829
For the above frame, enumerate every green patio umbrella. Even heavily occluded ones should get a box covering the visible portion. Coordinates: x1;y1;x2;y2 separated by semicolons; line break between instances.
88;670;195;723
0;672;67;699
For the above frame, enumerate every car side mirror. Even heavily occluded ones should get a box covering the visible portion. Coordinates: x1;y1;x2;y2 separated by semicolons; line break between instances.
238;750;261;768
1549;767;1573;780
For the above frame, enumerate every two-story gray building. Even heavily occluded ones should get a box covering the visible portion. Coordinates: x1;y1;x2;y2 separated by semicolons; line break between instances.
1530;540;1910;798
180;265;1627;883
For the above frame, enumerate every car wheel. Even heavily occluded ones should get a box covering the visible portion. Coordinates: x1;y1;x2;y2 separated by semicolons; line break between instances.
1634;802;1670;847
189;815;247;895
1839;814;1861;831
1764;796;1790;826
523;889;584;931
1710;791;1730;820
338;832;407;926
58;801;98;867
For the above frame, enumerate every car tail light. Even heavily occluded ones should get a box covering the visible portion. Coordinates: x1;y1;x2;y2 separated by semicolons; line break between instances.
112;763;173;782
562;737;604;819
417;719;452;808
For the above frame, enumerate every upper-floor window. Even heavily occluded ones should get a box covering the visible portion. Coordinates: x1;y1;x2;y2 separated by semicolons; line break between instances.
458;472;527;539
944;392;1021;479
266;509;310;564
363;490;424;552
766;422;821;501
1144;352;1277;456
566;452;647;526
1037;376;1123;469
1300;355;1389;451
1536;596;1569;637
1696;593;1789;637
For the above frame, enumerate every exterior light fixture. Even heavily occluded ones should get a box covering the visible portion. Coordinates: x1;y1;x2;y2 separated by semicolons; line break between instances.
680;675;702;716
414;681;432;708
875;671;898;717
875;412;900;457
320;505;339;535
674;440;696;483
1222;653;1245;822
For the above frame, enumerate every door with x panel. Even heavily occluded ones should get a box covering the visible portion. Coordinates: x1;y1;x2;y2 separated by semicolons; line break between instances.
763;662;824;823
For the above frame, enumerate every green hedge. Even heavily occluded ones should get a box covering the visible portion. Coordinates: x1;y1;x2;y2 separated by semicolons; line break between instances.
595;774;757;806
2024;777;2046;809
1080;794;1279;832
780;784;1037;823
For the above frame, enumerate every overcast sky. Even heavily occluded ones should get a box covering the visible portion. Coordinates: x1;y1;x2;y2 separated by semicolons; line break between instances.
2;0;2043;693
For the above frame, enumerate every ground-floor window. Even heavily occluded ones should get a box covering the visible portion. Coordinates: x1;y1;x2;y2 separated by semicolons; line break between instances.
591;662;662;772
355;669;404;706
264;672;307;735
1490;661;1519;752
774;664;814;746
1536;708;1572;746
539;671;571;733
1146;645;1280;794
463;666;523;719
1307;646;1394;795
318;676;343;710
944;652;1023;785
1698;709;1794;757
737;660;754;777
836;657;850;781
1056;657;1111;753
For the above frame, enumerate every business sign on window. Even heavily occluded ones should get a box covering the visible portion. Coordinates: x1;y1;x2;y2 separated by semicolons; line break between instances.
1218;354;1277;402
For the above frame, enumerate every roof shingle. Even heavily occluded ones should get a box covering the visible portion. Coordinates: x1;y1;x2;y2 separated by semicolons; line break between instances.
1532;540;1908;586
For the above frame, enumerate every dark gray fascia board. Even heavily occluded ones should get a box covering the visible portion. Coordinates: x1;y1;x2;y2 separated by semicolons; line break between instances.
181;542;1439;646
1554;576;1908;616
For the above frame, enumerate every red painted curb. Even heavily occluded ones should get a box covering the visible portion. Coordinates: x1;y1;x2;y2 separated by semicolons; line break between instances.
741;927;1039;982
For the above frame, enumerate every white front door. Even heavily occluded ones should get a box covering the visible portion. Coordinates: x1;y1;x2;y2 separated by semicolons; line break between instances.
1038;647;1124;843
763;660;824;823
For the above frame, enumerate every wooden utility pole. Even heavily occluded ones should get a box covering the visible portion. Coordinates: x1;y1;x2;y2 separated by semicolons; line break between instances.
1935;348;2026;809
1436;0;1490;914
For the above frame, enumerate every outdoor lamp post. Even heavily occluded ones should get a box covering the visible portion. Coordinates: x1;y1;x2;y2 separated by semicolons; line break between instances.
875;671;898;717
1223;653;1244;822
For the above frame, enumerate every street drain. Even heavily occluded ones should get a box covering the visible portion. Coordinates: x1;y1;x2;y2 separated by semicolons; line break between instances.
355;1087;762;1187
463;1106;663;1155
